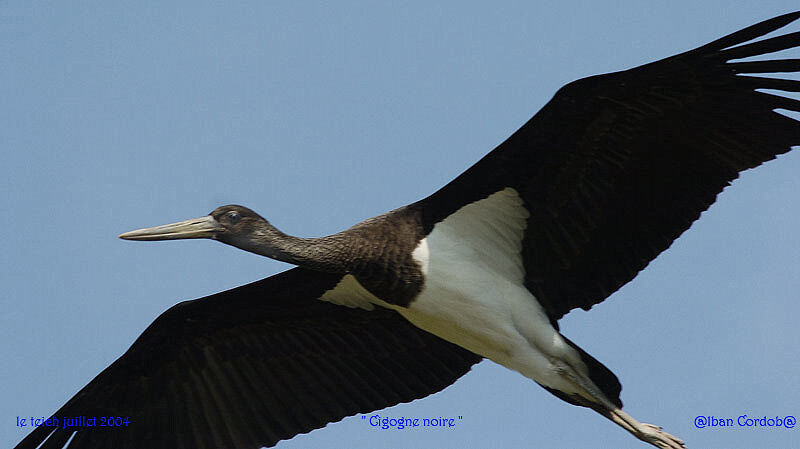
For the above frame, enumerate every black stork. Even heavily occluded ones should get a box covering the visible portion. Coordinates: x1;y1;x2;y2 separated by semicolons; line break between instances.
14;11;800;449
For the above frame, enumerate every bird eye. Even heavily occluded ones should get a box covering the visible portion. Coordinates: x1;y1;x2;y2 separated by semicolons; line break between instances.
226;211;241;223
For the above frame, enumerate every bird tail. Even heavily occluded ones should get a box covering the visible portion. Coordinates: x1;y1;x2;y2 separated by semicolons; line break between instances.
538;336;623;410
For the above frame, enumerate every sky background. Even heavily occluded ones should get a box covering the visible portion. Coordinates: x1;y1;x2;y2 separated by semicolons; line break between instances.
2;2;799;448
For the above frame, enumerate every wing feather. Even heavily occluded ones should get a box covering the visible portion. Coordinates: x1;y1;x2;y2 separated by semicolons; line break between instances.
14;268;481;449
419;11;800;321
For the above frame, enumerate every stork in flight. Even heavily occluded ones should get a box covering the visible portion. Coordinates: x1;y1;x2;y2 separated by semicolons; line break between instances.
15;11;800;449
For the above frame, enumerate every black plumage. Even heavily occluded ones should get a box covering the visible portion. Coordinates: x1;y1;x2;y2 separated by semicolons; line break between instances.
16;268;480;449
419;12;800;321
15;11;800;449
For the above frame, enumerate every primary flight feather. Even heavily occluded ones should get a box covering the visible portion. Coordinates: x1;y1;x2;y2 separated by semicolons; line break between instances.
16;11;800;449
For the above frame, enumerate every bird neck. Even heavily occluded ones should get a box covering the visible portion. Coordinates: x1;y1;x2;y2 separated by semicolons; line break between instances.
232;224;350;272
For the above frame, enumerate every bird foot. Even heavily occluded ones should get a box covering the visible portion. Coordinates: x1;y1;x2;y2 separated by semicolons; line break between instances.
606;408;685;449
636;422;685;449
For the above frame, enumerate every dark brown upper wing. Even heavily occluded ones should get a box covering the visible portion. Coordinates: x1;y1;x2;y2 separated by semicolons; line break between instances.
418;11;800;321
14;267;481;449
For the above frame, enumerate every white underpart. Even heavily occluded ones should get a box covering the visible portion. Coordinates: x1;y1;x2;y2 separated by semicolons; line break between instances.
320;274;376;310
402;188;588;395
321;187;591;397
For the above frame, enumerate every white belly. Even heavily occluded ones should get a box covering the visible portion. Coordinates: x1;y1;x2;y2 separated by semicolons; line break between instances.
400;188;586;394
320;188;588;395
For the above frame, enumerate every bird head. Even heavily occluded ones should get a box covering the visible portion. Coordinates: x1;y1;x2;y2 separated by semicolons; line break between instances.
119;205;269;244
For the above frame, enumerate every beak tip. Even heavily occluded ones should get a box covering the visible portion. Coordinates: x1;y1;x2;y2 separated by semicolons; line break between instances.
119;230;143;240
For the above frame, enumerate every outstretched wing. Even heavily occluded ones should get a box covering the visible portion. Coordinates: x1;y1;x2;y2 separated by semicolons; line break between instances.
14;268;481;449
419;11;800;321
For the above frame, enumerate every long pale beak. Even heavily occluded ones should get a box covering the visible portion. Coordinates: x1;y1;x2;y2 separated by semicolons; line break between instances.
119;215;221;241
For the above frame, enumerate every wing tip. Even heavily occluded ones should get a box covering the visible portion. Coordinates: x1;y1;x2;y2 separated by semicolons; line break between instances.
691;10;800;57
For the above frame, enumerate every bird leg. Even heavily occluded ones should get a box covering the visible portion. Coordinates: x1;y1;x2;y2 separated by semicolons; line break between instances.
555;360;685;449
601;407;685;449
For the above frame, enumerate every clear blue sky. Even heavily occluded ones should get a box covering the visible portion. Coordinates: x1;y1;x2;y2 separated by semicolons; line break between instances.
2;2;799;448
